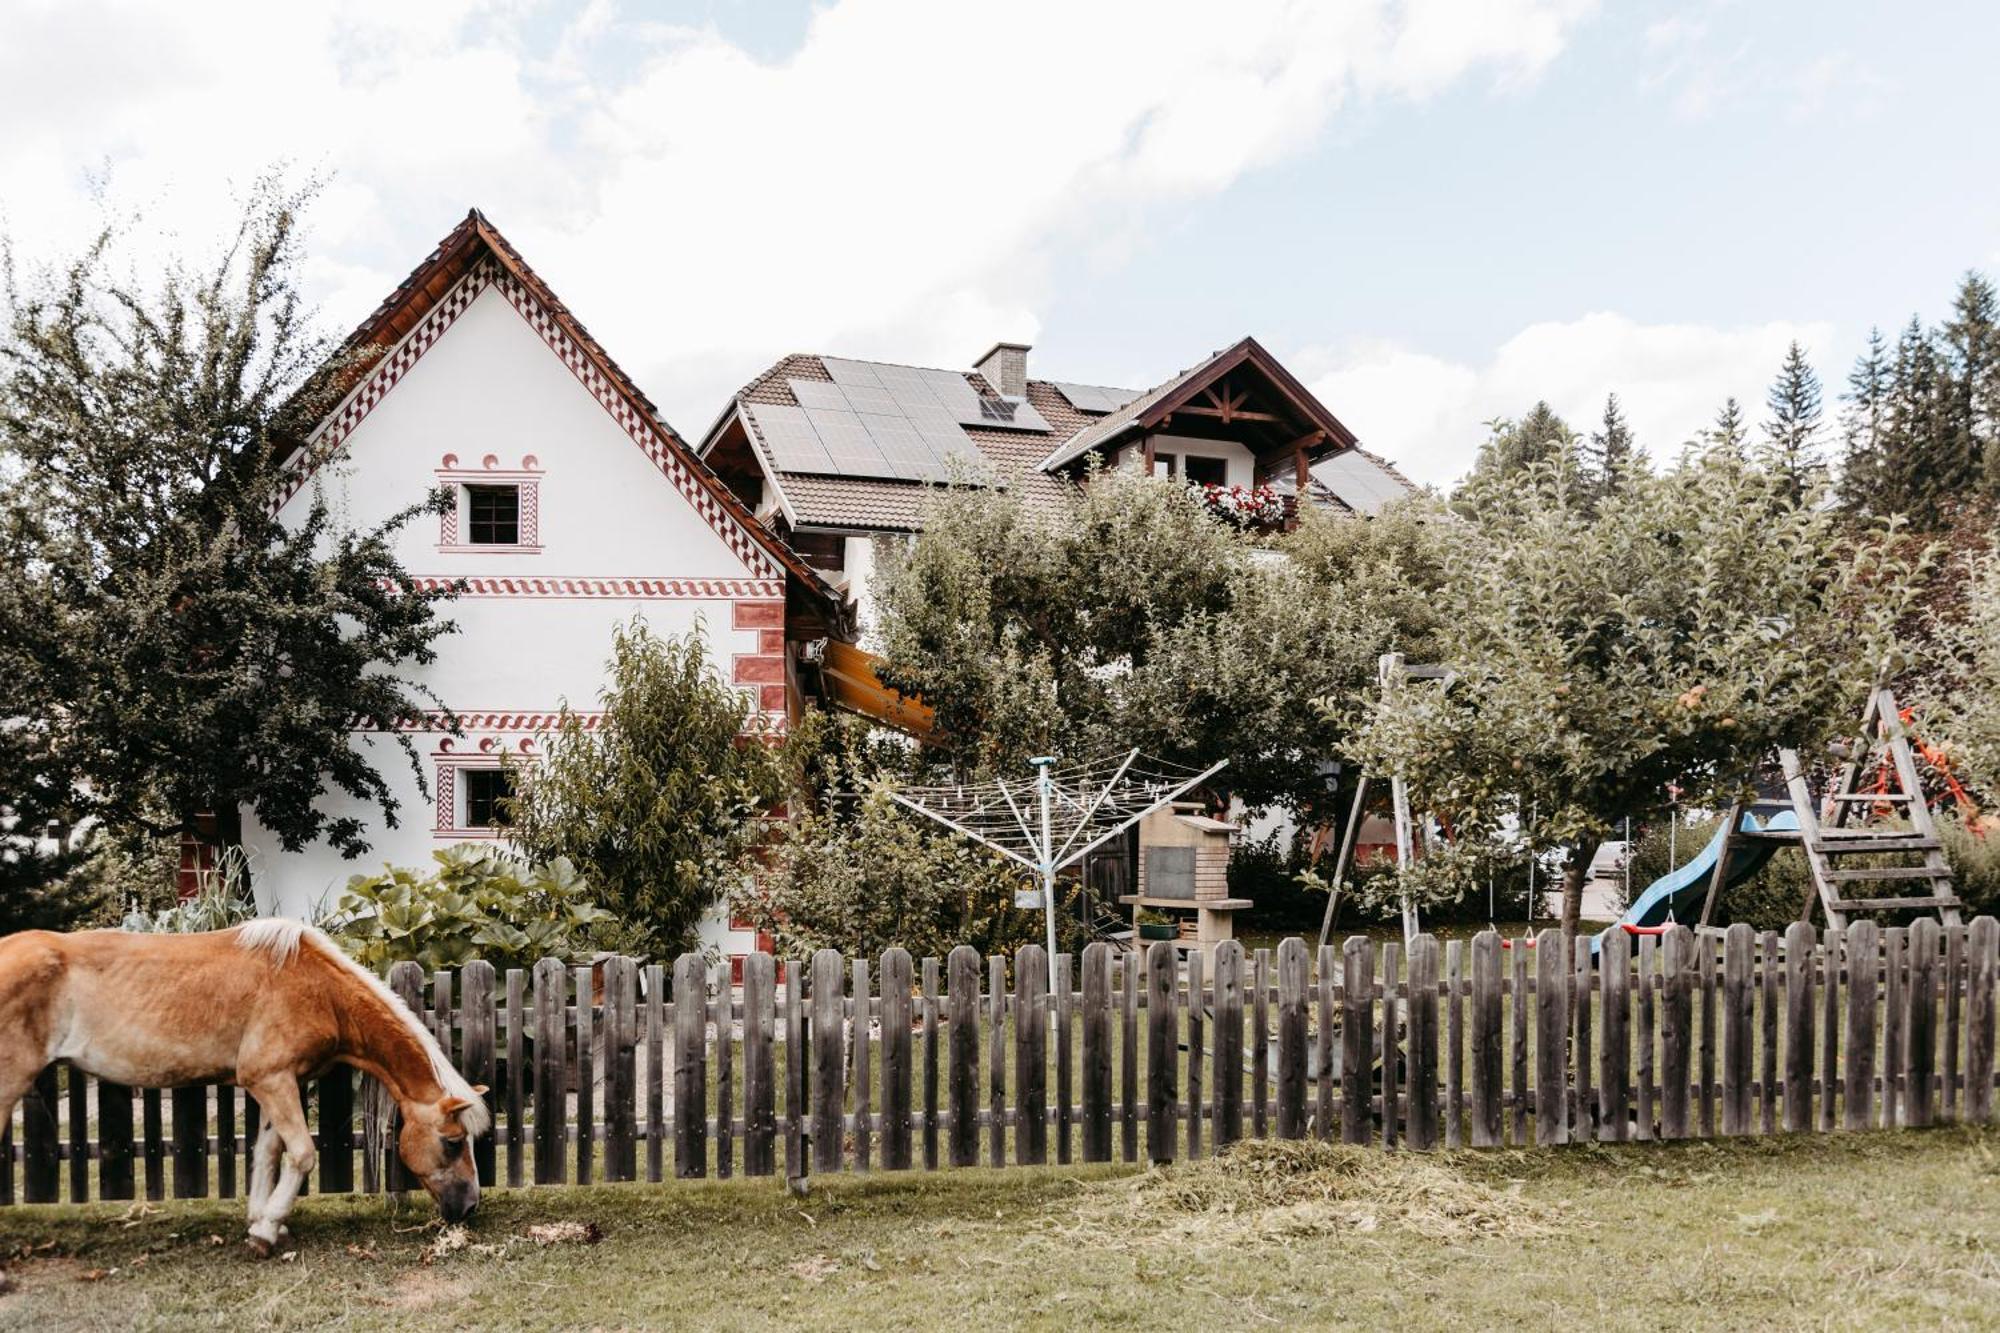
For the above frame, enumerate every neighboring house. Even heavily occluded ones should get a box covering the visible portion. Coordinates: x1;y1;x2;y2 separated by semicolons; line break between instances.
243;210;841;957
695;337;1415;633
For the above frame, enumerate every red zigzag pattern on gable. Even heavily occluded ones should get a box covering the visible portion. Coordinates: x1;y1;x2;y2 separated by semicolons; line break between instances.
276;259;777;580
391;576;785;599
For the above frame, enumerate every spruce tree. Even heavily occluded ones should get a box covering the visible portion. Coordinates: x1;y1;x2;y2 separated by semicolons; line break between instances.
1760;340;1826;505
1840;327;1891;510
1584;392;1640;500
1940;271;2000;495
1698;397;1750;459
1880;314;1961;525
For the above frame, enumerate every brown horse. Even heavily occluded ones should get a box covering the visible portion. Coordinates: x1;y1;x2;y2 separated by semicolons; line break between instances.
0;921;489;1253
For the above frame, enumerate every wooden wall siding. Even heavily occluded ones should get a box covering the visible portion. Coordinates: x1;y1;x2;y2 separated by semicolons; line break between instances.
5;920;1999;1204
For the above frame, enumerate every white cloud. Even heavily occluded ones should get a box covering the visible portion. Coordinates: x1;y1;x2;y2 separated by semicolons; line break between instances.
1301;312;1834;488
0;0;1596;431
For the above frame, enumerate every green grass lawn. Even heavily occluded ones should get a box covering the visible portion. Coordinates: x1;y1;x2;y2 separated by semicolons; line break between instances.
1;1127;1996;1330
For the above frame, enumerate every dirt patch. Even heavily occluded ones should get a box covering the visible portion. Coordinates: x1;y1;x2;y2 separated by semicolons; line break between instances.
1060;1140;1575;1245
383;1270;477;1311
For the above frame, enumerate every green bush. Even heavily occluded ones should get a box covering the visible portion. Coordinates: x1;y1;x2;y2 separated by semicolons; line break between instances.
732;788;1071;960
1939;818;2000;917
329;844;613;973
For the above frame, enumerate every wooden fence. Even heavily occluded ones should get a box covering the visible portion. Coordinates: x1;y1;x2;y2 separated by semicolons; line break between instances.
4;918;1997;1205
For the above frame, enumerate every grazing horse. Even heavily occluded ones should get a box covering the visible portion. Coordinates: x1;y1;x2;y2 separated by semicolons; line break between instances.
0;921;489;1254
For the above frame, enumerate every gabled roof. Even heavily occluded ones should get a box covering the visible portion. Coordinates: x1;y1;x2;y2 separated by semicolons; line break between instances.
285;210;840;607
1037;335;1359;473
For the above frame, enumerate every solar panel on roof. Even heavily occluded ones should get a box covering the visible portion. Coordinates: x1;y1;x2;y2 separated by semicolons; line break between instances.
1315;450;1412;516
1049;381;1143;414
788;380;850;412
745;402;837;474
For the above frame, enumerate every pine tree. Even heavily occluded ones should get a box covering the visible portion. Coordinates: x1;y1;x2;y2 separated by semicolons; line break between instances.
1880;314;1961;525
1940;271;2000;495
1840;327;1891;510
1760;340;1826;505
1697;397;1749;459
1584;392;1640;500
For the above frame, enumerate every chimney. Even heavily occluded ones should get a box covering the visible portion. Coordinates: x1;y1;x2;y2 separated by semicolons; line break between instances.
973;341;1029;398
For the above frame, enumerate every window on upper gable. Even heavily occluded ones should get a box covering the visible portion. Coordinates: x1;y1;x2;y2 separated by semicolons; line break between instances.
462;767;514;829
466;485;521;545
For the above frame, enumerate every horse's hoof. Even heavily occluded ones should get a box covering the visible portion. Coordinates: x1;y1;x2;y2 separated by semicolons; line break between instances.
245;1236;275;1260
277;1226;293;1247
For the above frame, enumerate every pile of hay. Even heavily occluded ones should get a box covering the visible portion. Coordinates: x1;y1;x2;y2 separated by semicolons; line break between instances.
1064;1141;1571;1244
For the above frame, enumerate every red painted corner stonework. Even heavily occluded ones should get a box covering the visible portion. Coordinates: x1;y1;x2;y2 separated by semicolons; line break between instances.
760;684;788;712
733;653;784;685
732;600;784;630
758;628;785;653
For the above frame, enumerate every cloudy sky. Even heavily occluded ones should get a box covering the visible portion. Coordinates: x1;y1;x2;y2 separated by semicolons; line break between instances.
4;0;1996;486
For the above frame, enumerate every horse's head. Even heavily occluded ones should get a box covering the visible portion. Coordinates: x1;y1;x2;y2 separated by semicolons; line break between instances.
398;1090;487;1222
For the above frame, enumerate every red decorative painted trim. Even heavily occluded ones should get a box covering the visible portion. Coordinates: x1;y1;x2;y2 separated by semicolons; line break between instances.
387;576;785;599
438;454;544;552
277;259;777;580
377;706;788;737
433;765;456;832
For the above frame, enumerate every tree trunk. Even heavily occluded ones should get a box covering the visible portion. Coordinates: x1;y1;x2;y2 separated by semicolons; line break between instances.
1558;836;1600;946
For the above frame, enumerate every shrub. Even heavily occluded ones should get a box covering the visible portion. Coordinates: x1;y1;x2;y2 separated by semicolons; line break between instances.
329;844;613;973
732;788;1071;960
120;847;263;934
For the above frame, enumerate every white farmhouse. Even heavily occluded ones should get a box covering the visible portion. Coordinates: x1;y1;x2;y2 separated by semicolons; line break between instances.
243;211;842;956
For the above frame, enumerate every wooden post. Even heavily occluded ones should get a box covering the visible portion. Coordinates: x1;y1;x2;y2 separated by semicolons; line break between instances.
784;959;806;1182
851;958;870;1173
99;1082;134;1201
1184;949;1204;1160
529;959;567;1185
1275;938;1309;1141
1081;944;1113;1162
1470;931;1503;1147
743;952;776;1176
1882;927;1906;1129
395;962;432;1192
573;963;594;1187
1511;934;1530;1147
880;948;913;1171
1214;942;1245;1149
1054;953;1074;1165
1534;928;1567;1145
1722;923;1754;1136
1016;945;1048;1166
1845;920;1880;1131
23;1068;58;1203
987;956;1006;1169
948;946;980;1168
1252;948;1271;1140
1783;921;1816;1133
1600;927;1631;1143
922;956;941;1171
1380;940;1401;1150
317;1069;353;1193
1341;936;1373;1145
1122;952;1141;1162
1316;945;1337;1142
461;960;497;1188
810;949;843;1175
1406;935;1439;1150
505;968;526;1188
1820;927;1843;1132
1908;919;1940;1129
1146;942;1178;1164
1572;935;1593;1141
1966;917;1996;1125
1698;933;1718;1137
1445;939;1465;1150
1636;933;1657;1141
601;958;636;1182
644;963;666;1183
712;963;733;1179
1944;926;1965;1123
1661;927;1692;1140
142;1087;164;1201
214;1081;235;1201
171;1084;208;1198
1759;930;1781;1136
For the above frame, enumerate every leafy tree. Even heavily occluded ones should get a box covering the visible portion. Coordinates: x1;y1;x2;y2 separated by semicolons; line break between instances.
0;182;457;875
1760;340;1826;505
1923;549;2000;803
1359;451;1919;938
502;617;784;956
872;466;1448;817
1840;326;1892;509
1582;393;1641;502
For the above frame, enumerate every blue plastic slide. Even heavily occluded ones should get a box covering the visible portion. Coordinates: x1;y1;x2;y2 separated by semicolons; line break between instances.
1593;807;1799;952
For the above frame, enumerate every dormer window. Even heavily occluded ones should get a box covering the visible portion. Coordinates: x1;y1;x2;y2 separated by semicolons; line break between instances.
466;484;520;545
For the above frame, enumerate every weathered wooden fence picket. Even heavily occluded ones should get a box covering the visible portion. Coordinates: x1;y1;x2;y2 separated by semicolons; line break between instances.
4;919;1998;1205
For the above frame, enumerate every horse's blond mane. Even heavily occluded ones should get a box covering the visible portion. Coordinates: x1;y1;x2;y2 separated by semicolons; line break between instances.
232;920;491;1135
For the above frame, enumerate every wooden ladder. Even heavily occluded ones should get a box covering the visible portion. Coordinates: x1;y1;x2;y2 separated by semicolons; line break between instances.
1778;683;1963;931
